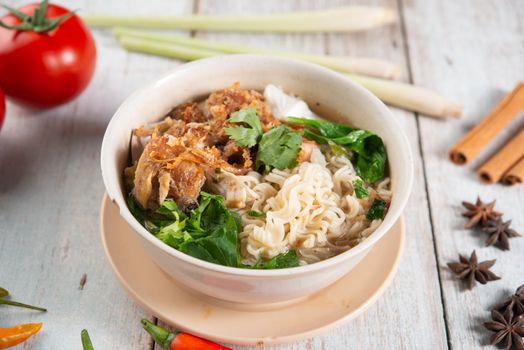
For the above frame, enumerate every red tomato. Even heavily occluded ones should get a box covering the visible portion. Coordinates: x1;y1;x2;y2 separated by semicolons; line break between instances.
0;87;5;130
0;2;96;108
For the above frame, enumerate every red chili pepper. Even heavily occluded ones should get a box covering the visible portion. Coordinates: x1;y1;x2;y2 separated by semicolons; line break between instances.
141;319;231;350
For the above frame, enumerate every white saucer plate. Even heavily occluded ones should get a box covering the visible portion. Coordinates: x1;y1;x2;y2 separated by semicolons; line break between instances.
100;195;404;346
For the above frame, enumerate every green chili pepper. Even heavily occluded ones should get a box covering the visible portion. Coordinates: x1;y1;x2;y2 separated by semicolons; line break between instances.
81;329;95;350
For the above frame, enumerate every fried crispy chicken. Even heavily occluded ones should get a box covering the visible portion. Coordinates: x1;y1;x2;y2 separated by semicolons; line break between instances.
205;82;279;144
129;83;280;211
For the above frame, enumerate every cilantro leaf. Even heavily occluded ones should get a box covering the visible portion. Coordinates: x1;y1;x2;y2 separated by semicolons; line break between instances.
225;108;262;148
224;127;260;148
228;108;262;133
288;117;387;183
366;199;387;220
256;125;302;170
353;179;369;199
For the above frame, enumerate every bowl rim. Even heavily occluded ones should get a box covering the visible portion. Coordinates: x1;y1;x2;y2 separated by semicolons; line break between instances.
101;54;414;277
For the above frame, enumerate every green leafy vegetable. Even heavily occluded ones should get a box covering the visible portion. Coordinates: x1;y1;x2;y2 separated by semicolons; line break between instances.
129;192;303;269
251;250;300;269
156;199;186;220
256;125;302;170
288;117;353;138
247;210;266;218
225;108;262;148
353;178;369;199
127;195;166;234
156;221;192;249
288;117;387;183
366;199;387;220
127;195;148;224
181;193;241;267
129;193;241;267
327;141;350;157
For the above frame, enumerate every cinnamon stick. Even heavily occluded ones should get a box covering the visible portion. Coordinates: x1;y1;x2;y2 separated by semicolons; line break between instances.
501;157;524;185
449;82;524;165
477;128;524;184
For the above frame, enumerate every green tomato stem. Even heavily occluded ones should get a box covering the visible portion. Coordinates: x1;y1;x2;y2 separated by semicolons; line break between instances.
0;0;74;33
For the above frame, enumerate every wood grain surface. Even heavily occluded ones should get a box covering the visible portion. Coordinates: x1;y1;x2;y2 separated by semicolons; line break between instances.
0;0;522;349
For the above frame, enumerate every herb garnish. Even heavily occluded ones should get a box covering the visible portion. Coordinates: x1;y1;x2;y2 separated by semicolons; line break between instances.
225;109;303;171
225;108;263;148
287;117;387;183
251;250;300;269
256;124;302;171
353;178;369;199
366;199;386;220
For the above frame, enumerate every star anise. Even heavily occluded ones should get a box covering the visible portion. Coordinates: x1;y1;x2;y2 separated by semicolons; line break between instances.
462;197;502;229
483;218;521;250
495;284;524;316
447;250;500;289
484;309;524;350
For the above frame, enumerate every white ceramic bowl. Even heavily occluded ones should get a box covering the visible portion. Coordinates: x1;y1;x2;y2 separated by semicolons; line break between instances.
101;55;413;305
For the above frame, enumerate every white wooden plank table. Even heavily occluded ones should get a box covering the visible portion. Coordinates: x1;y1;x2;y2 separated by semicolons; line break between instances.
0;0;522;349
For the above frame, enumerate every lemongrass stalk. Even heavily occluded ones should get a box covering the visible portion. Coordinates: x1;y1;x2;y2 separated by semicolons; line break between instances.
114;27;400;79
84;6;396;33
118;37;462;118
119;36;218;61
346;74;463;118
